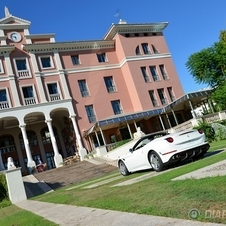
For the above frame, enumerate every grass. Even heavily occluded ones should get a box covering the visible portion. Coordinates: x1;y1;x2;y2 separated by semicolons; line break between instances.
0;205;57;226
1;140;226;225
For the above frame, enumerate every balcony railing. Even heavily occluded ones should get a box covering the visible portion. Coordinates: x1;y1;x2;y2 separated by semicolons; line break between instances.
50;93;61;101
152;100;158;107
88;116;97;123
0;101;9;109
81;90;89;97
107;86;117;92
24;97;36;105
160;98;168;105
17;70;31;78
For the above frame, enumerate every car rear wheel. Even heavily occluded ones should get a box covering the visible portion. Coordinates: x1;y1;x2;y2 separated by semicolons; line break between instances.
118;161;130;176
149;151;164;172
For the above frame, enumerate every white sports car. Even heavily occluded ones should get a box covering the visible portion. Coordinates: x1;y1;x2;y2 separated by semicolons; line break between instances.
118;129;210;176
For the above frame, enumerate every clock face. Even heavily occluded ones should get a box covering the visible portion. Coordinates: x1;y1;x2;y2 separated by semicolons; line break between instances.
9;32;22;42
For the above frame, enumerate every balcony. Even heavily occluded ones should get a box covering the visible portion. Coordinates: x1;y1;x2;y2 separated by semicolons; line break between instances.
50;93;61;101
17;70;31;78
0;101;9;109
24;97;36;105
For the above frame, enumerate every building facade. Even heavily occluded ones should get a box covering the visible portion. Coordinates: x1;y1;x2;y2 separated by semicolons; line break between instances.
0;8;204;174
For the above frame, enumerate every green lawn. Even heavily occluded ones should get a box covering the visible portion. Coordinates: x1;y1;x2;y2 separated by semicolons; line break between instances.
1;140;226;225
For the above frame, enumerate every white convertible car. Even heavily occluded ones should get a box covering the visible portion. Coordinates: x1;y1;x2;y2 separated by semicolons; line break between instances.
118;129;210;176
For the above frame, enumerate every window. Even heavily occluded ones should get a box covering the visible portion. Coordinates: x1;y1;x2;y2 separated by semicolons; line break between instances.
0;89;7;102
0;89;9;109
149;66;159;81
141;67;150;82
41;127;58;144
148;90;158;107
71;55;80;65
151;44;159;54
111;100;123;115
14;58;31;78
40;56;53;68
22;86;34;98
104;76;116;93
0;135;16;154
159;65;168;80
85;105;96;123
16;59;27;70
135;46;141;55
47;83;58;95
167;87;175;102
141;43;151;54
22;86;36;105
19;131;38;150
78;80;89;97
157;89;168;105
47;83;61;101
97;53;107;63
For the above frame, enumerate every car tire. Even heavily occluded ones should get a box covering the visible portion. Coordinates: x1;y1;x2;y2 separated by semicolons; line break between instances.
118;160;130;176
149;151;164;172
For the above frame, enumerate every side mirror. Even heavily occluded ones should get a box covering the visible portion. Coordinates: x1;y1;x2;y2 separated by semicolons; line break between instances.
129;148;133;153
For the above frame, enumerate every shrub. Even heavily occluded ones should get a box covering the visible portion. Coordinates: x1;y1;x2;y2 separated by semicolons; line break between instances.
193;121;215;143
0;174;8;202
113;139;131;149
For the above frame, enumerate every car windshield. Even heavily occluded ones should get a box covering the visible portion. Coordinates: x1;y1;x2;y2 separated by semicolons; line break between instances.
133;132;168;151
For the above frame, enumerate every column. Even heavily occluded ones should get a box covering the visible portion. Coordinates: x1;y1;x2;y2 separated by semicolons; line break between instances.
4;53;21;107
30;51;47;103
171;108;178;125
126;121;133;138
54;50;71;99
133;120;138;130
45;119;63;167
208;98;214;113
19;124;36;173
0;152;5;171
99;126;106;145
158;115;165;130
70;115;87;161
165;112;172;128
94;131;100;146
188;100;197;118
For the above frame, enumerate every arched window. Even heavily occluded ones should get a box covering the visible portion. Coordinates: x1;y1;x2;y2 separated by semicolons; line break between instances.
41;127;58;144
19;130;38;149
135;46;141;55
0;135;16;153
141;43;151;54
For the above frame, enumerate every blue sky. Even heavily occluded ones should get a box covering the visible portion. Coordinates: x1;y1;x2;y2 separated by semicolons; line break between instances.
1;0;226;94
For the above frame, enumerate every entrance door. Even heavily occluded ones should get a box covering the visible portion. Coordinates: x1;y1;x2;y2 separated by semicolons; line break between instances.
46;152;55;169
120;127;131;140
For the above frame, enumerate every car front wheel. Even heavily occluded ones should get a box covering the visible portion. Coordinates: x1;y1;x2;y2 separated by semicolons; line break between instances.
149;151;164;172
118;160;130;176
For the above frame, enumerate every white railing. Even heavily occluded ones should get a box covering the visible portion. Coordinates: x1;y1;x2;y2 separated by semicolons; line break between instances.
24;97;36;105
202;113;221;123
173;120;193;132
17;70;31;78
0;101;9;109
50;93;61;101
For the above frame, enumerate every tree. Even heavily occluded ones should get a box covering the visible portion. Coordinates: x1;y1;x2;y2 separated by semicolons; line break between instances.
186;41;226;88
186;30;226;110
210;81;226;110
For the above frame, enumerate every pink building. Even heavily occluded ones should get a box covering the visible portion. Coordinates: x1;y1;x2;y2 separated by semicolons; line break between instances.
0;8;210;174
